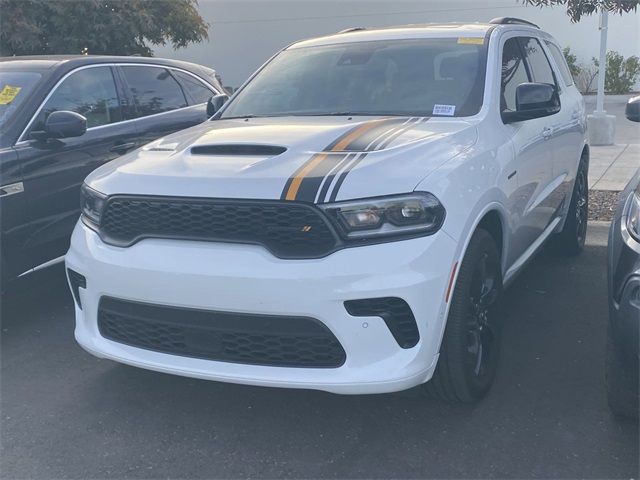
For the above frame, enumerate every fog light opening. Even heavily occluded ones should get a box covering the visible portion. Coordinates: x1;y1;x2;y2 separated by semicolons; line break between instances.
67;269;86;310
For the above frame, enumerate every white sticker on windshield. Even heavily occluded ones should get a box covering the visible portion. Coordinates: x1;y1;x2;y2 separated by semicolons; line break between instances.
433;104;456;116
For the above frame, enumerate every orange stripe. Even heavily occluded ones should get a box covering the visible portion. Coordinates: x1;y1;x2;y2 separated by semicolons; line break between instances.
284;119;389;201
445;262;458;303
285;153;329;200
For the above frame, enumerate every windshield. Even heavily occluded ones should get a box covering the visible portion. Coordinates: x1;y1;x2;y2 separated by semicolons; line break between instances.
0;71;42;128
221;38;488;119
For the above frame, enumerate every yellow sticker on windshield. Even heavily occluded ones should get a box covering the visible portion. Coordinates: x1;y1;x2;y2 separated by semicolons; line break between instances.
0;85;22;105
457;37;484;45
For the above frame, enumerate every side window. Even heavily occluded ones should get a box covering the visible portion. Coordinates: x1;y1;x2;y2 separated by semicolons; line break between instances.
31;66;121;132
121;66;188;118
501;37;530;113
519;37;557;87
544;41;574;86
172;70;215;105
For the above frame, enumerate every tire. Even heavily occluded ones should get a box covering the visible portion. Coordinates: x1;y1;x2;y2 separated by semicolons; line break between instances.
605;324;639;419
425;228;503;403
552;156;588;256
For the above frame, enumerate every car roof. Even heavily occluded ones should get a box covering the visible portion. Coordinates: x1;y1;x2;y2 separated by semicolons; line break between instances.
0;55;217;75
288;22;539;49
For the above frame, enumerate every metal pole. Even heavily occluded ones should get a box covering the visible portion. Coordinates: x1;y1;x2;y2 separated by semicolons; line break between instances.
595;8;608;115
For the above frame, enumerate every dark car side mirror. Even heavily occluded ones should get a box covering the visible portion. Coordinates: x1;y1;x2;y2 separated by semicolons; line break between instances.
625;96;640;122
207;94;229;117
31;111;87;140
502;83;560;124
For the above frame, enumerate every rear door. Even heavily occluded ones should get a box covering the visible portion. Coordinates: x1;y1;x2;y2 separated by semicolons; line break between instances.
500;35;557;268
117;65;215;147
543;39;586;205
14;65;138;271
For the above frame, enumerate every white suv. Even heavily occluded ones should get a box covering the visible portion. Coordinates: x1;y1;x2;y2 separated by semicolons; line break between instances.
66;18;588;402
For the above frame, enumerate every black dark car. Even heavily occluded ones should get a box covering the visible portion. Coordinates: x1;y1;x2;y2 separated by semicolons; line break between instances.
606;96;640;418
0;55;225;285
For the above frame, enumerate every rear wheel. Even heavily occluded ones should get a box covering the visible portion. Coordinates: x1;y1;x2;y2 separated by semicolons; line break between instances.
552;157;588;256
425;228;503;403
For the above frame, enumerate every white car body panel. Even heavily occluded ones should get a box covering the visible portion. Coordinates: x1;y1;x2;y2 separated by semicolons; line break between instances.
67;22;588;394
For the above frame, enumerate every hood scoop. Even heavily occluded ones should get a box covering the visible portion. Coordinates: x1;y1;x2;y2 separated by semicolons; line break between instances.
190;144;287;156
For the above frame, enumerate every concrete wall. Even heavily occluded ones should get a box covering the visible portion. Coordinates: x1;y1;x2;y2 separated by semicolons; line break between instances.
153;0;640;89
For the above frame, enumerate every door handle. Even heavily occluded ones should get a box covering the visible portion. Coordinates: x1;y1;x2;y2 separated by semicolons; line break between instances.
542;127;553;140
0;182;24;197
110;142;136;154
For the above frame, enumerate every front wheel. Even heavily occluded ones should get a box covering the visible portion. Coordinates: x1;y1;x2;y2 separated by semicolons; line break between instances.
425;228;503;403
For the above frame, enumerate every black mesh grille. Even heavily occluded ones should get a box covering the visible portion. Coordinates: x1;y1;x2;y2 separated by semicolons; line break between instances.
98;196;338;258
344;297;419;348
98;297;346;368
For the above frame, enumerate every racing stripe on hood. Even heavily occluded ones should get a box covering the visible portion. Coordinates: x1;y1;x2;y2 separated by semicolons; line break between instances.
281;117;423;202
327;117;430;202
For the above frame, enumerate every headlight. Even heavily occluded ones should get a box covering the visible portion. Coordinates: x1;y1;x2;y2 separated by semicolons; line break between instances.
80;183;107;228
626;189;640;242
319;192;445;240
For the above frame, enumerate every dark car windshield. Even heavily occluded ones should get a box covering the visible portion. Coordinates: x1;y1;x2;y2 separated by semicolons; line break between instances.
0;71;42;128
221;37;488;119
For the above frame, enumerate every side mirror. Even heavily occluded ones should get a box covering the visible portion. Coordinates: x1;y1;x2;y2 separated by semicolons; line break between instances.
503;83;560;124
625;96;640;122
31;111;87;140
207;94;229;117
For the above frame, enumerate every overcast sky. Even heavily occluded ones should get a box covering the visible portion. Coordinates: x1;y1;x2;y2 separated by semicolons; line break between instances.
154;0;640;88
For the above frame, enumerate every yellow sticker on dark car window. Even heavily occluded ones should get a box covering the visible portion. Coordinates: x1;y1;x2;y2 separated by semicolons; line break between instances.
0;85;22;105
457;37;484;45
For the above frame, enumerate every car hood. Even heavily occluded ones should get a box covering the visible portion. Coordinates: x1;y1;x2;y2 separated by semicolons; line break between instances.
87;116;477;203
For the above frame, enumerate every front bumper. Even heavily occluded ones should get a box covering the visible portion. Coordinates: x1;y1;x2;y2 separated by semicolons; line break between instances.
66;222;458;394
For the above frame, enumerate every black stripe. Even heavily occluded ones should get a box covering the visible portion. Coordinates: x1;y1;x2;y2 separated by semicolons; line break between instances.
376;117;429;150
280;176;296;200
327;117;430;202
328;154;368;202
293;152;349;203
338;118;409;152
316;153;357;203
318;121;416;203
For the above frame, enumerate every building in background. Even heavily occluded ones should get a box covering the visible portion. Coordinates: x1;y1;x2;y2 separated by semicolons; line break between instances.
153;0;640;90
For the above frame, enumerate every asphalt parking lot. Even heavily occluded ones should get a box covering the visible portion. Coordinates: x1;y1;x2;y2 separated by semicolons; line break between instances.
1;223;638;479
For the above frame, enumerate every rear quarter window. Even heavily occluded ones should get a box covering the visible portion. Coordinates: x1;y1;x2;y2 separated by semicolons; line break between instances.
172;70;215;105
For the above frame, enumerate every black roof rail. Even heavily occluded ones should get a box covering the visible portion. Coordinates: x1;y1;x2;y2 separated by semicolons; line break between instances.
489;17;539;29
338;27;366;34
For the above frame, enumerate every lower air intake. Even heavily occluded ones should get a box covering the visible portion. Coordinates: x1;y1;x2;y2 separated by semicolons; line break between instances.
98;297;346;368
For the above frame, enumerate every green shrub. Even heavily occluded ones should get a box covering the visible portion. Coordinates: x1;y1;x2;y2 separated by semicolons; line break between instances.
562;47;581;79
603;51;640;94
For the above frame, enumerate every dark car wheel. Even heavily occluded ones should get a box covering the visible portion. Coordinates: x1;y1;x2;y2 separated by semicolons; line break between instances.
425;228;503;403
606;324;639;419
553;156;588;256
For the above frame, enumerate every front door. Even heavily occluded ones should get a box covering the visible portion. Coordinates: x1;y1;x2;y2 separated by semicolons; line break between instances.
14;65;138;271
500;35;558;268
